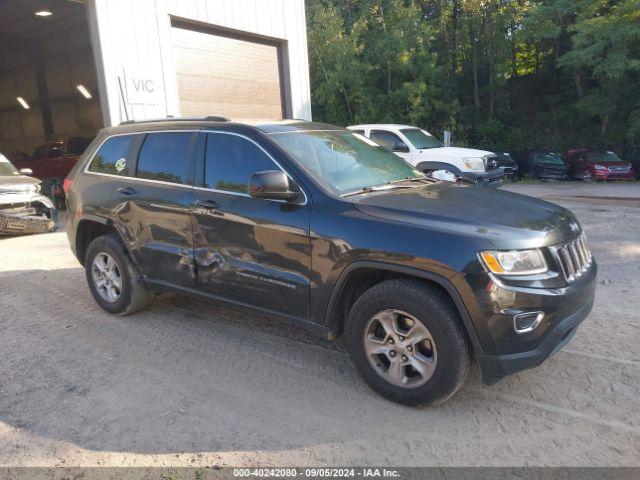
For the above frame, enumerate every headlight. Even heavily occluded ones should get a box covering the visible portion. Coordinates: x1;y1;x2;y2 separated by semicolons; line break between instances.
480;249;548;275
593;164;607;171
462;157;485;172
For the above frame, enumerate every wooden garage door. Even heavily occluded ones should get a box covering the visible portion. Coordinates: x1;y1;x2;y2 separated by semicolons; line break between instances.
171;26;284;120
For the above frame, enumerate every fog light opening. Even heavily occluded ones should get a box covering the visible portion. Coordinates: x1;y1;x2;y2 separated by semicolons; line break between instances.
514;312;544;334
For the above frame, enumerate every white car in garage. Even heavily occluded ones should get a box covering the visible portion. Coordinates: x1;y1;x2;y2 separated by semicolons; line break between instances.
347;124;504;186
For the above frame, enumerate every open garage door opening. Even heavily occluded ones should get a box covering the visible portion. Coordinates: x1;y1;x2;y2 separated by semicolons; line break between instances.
0;0;102;206
171;20;291;120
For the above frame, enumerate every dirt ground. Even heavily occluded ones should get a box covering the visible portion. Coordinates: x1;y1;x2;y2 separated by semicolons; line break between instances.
0;184;639;467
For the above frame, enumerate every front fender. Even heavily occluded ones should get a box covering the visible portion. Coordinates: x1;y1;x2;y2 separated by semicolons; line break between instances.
323;260;484;357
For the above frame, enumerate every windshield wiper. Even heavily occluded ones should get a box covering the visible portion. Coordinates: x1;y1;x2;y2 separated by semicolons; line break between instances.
340;183;415;197
387;176;434;185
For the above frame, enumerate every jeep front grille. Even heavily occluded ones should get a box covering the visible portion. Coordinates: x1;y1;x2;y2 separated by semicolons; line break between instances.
608;166;630;173
550;233;592;284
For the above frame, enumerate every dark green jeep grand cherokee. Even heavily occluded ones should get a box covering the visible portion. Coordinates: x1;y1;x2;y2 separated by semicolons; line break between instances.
65;118;596;406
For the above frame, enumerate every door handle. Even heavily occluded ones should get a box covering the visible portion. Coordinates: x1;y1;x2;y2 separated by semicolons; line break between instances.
196;199;221;211
117;187;138;196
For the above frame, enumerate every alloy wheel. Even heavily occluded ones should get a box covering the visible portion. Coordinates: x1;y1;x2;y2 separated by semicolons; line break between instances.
91;252;123;303
363;309;437;388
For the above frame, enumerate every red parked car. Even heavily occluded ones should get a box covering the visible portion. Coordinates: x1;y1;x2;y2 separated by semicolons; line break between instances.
565;149;636;181
17;137;93;181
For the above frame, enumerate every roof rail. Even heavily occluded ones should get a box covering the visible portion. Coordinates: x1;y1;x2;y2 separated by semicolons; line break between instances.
119;115;230;125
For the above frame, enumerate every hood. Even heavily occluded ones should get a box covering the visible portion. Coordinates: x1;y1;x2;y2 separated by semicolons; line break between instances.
0;174;40;187
496;155;516;167
415;146;494;159
533;161;568;170
589;160;632;168
352;182;579;250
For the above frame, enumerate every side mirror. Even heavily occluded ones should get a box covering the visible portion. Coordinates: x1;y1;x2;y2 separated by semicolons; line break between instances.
392;142;410;153
19;168;33;176
249;170;301;202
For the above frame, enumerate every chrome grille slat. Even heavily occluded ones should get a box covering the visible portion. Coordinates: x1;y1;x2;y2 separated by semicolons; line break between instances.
568;243;582;278
551;233;592;284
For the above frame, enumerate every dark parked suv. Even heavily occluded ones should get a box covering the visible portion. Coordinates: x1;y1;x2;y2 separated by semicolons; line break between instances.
65;118;597;406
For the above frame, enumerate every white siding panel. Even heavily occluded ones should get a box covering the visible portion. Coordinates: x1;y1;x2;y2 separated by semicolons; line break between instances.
88;0;311;125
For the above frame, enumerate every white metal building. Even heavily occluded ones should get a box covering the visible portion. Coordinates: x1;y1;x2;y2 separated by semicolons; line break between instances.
0;0;312;159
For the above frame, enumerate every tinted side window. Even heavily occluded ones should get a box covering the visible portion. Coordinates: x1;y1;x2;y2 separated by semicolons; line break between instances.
136;132;193;184
205;133;279;194
370;130;403;150
89;135;135;176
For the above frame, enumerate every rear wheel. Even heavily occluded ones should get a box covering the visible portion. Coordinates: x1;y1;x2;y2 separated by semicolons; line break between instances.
85;234;152;315
345;279;471;406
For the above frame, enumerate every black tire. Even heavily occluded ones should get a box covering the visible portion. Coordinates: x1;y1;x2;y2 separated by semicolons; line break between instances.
345;279;471;407
84;233;152;315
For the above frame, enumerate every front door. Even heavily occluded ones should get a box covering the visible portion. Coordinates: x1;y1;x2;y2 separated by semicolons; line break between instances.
369;129;412;163
191;131;311;320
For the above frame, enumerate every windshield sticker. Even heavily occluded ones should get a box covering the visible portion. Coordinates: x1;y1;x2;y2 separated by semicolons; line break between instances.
114;158;127;173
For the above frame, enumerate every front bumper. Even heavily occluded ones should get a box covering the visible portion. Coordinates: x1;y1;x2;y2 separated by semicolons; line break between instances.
593;170;636;181
459;169;504;188
502;167;519;178
464;261;597;384
0;193;56;235
536;169;568;180
478;293;593;384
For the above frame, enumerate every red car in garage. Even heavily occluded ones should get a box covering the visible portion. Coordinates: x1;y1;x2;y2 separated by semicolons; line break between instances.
565;149;636;181
17;137;93;181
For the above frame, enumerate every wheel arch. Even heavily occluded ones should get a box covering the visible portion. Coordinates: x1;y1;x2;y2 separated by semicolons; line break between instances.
324;261;483;356
75;216;121;266
415;161;462;174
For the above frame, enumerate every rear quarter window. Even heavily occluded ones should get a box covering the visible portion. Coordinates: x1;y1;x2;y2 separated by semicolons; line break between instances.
88;135;136;176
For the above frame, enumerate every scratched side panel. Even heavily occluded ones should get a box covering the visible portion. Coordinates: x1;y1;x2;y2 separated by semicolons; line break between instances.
113;181;195;287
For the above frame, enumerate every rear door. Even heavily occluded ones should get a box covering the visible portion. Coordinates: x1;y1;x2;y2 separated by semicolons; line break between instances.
191;130;311;319
111;130;197;288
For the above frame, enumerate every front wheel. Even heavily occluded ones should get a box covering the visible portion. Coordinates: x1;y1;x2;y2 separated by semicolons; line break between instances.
345;279;471;406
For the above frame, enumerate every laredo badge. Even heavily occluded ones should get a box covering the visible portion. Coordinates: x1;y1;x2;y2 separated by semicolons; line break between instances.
114;157;127;173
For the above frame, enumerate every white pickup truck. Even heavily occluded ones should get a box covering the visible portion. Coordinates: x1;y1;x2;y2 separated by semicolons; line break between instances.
347;124;504;186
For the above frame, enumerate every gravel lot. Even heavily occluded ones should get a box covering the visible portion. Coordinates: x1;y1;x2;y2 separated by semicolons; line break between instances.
1;185;639;467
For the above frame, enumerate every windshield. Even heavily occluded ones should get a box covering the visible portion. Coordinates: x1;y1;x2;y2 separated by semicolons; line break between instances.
533;153;564;166
0;154;20;176
586;151;621;163
400;128;444;150
270;130;424;195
